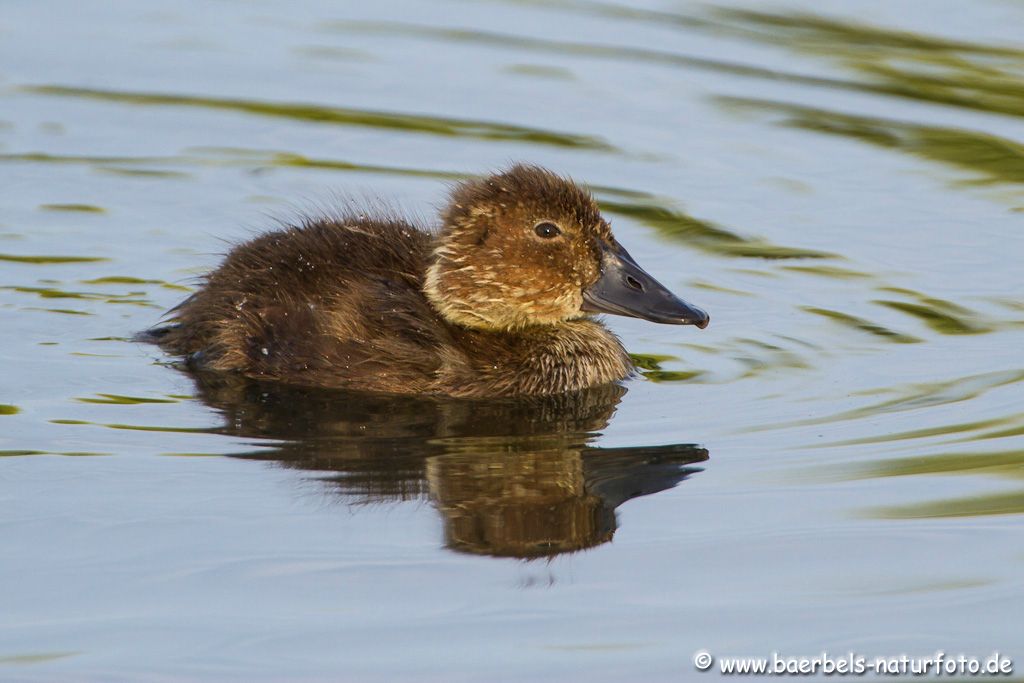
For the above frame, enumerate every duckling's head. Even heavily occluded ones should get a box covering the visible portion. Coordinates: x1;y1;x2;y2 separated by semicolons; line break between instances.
424;164;709;331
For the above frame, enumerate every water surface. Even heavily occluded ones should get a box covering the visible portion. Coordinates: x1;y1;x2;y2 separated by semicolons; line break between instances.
2;0;1023;680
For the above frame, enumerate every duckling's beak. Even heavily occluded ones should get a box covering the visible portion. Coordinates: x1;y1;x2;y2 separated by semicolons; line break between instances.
582;242;710;328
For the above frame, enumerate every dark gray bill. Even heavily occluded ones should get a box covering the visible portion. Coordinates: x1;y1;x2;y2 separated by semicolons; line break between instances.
582;242;710;328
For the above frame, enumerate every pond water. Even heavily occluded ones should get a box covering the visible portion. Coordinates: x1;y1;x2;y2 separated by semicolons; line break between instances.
2;0;1024;680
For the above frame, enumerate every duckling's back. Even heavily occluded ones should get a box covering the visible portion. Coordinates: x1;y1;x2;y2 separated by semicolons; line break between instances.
157;215;452;394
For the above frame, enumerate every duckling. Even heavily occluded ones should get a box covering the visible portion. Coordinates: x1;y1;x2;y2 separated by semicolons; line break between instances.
151;164;709;397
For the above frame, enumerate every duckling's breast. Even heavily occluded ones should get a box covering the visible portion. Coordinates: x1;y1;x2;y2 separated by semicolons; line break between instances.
441;320;632;397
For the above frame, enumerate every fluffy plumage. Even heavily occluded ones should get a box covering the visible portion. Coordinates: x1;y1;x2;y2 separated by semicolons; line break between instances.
152;165;646;397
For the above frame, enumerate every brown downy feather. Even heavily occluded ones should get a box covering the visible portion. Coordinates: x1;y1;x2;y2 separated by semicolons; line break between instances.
153;165;634;397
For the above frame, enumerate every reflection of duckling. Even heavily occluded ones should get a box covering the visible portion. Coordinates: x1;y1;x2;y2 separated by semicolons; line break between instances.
429;445;707;558
151;165;708;397
189;373;708;559
428;449;616;558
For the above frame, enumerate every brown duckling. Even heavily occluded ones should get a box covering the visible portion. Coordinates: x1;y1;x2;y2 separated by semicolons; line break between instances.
151;164;709;397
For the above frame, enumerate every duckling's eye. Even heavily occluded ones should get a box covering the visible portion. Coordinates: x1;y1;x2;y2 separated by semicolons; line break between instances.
534;222;561;239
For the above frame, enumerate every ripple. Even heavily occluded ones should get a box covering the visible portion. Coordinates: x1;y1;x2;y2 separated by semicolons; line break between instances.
719;97;1024;187
0;450;108;457
782;265;873;280
27;85;614;151
803;306;921;344
0;253;108;264
0;148;467;182
871;490;1024;519
599;198;834;259
38;203;106;213
0;651;80;665
818;414;1024;448
3;285;158;308
24;307;94;316
873;297;996;336
75;394;180;405
48;418;214;434
323;20;867;97
713;8;1024;120
850;448;1024;480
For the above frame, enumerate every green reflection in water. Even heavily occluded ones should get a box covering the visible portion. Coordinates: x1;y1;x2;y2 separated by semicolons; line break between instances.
853;449;1024;480
83;277;193;292
102;298;160;308
782;265;873;280
873;297;994;335
39;203;106;213
330;10;1024;152
0;149;467;183
24;307;94;316
4;285;157;308
713;9;1024;120
76;394;179;405
0;253;108;264
0;404;19;415
255;150;469;179
48;419;211;434
26;85;614;151
323;20;865;98
789;370;1024;432
7;286;91;300
0;152;178;168
729;338;812;379
0;451;107;457
599;199;833;259
714;8;1024;58
872;491;1024;519
4;145;834;266
0;651;80;665
628;353;703;382
641;369;704;383
719;97;1024;187
628;353;677;371
965;423;1024;443
688;280;754;297
97;167;191;179
503;64;575;80
0;147;677;220
820;414;1024;448
802;306;920;344
82;276;160;285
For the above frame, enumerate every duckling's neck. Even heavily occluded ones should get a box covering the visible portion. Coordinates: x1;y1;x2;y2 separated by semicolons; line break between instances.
448;320;633;397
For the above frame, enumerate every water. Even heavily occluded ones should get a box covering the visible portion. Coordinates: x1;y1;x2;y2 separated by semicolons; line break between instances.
2;0;1023;680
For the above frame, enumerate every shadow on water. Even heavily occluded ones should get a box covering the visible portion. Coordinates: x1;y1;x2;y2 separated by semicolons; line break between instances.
182;372;708;560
